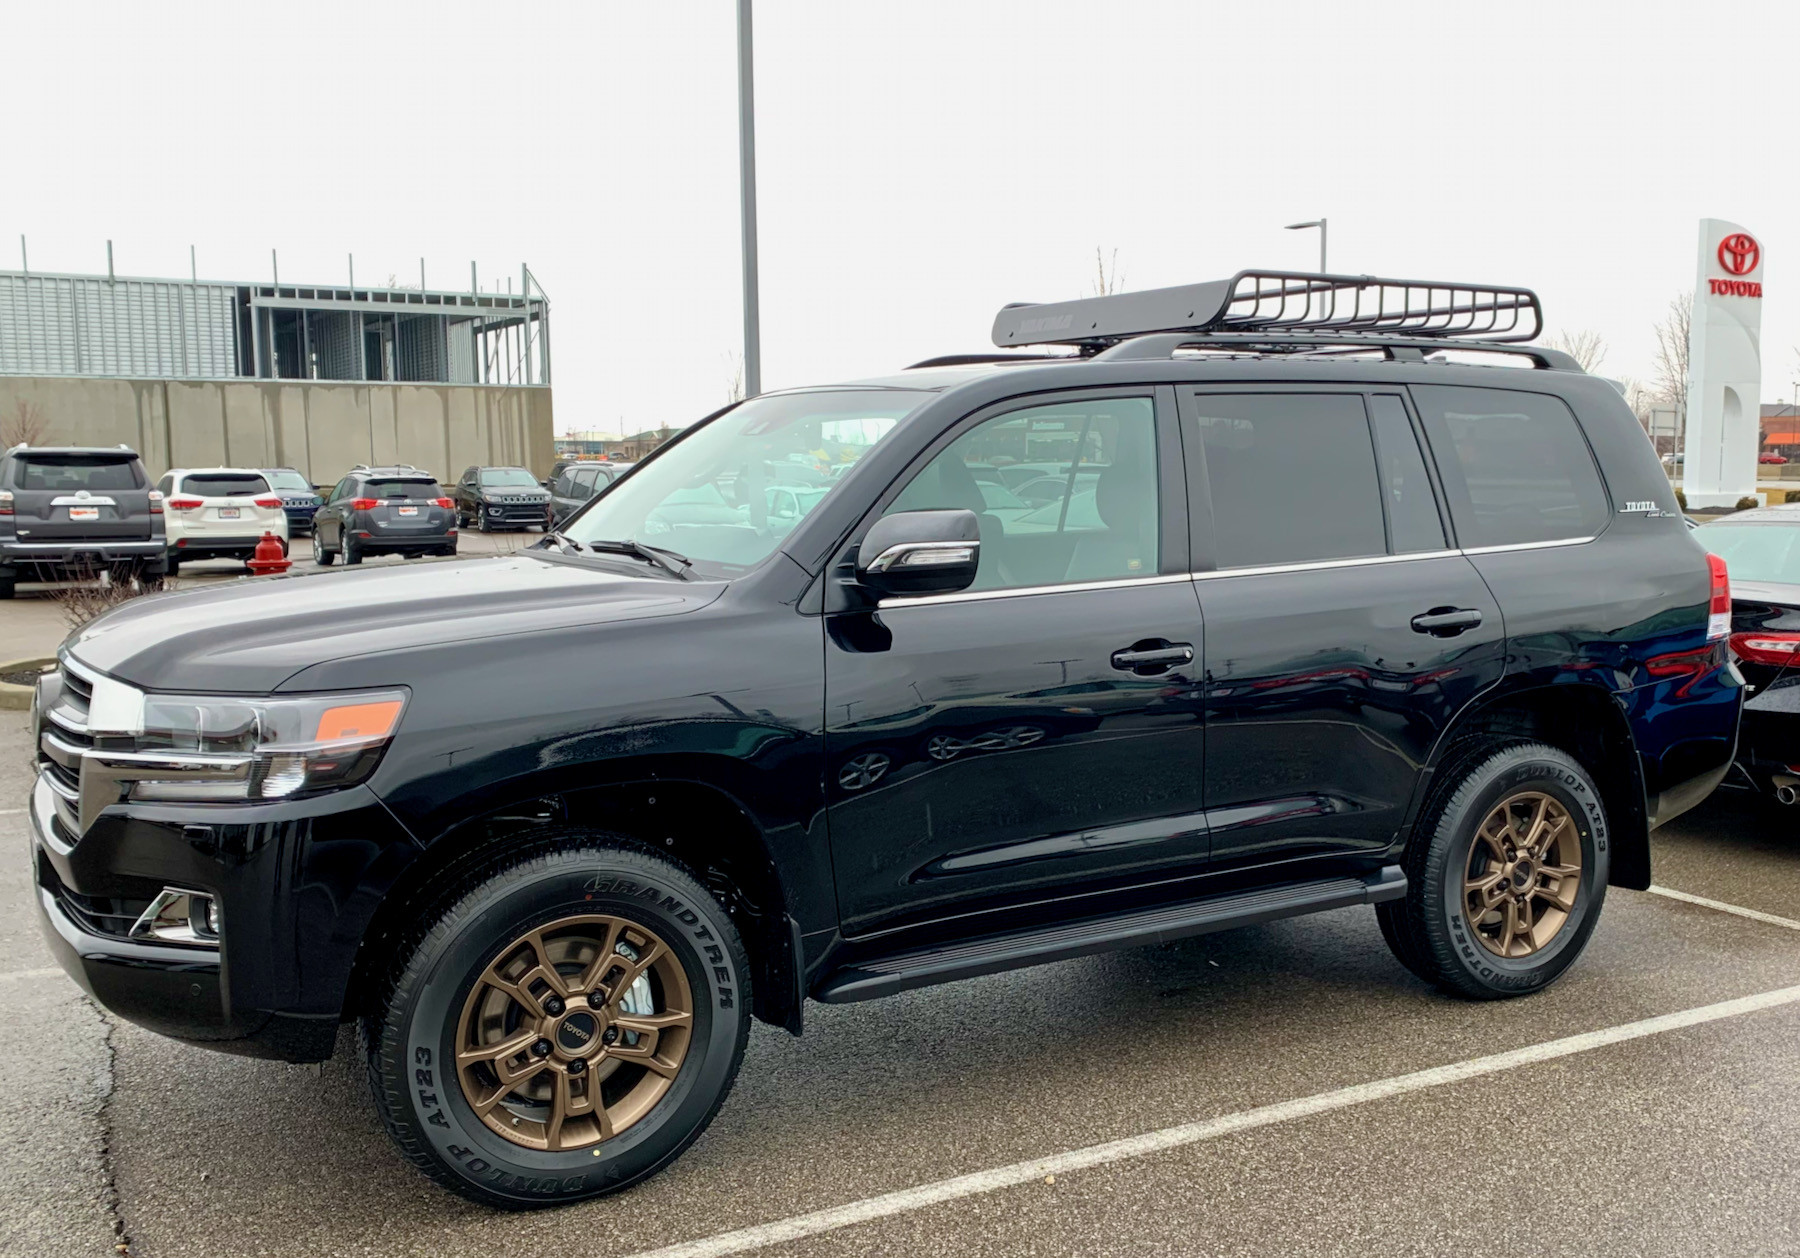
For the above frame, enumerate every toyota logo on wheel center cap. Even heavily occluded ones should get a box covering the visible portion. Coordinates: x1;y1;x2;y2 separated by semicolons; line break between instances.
556;1011;600;1054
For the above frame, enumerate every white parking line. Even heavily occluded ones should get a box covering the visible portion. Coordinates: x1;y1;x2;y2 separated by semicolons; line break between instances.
1647;884;1800;932
0;808;24;817
0;967;63;984
623;984;1800;1258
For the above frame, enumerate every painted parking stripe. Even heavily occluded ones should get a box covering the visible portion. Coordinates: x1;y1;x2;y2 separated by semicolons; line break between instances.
0;808;24;817
622;984;1800;1258
0;967;64;984
1647;884;1800;932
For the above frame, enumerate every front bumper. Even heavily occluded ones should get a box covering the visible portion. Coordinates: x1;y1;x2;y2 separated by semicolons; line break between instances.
475;501;550;527
281;505;319;534
29;765;419;1062
171;535;277;561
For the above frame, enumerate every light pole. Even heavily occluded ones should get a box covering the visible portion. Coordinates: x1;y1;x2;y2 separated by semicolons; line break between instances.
1285;219;1328;273
737;0;761;398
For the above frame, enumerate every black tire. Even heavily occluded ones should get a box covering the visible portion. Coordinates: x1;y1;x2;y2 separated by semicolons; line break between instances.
0;579;13;601
1377;741;1609;1000
164;553;180;576
315;542;335;567
344;538;363;566
438;546;457;558
364;838;751;1210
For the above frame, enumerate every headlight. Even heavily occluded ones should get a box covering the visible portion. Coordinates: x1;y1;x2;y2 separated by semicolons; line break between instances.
127;688;408;803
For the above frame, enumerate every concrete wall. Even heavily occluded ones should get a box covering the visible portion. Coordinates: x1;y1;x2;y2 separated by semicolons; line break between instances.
0;376;555;487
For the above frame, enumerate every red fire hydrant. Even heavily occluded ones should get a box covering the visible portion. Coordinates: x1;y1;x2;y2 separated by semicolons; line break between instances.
247;531;292;576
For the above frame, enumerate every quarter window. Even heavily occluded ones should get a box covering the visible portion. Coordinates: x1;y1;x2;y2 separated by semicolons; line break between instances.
1369;395;1447;554
1191;393;1386;568
1411;385;1609;548
885;397;1159;590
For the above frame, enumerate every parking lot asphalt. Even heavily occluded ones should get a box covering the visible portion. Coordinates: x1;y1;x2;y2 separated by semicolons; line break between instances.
3;714;1800;1255
1;529;541;664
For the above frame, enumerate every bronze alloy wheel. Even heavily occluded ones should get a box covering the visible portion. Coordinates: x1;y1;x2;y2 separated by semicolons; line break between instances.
1463;791;1583;958
455;914;694;1152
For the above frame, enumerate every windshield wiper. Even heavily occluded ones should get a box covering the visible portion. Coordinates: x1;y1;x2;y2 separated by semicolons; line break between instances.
585;538;692;580
541;529;588;556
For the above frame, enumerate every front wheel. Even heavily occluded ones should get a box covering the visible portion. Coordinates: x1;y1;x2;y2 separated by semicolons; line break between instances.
364;839;751;1209
1377;742;1608;1000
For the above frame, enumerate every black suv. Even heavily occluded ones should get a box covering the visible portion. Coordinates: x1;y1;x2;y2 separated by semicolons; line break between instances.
28;272;1743;1209
312;466;456;565
0;444;165;597
549;460;634;524
454;465;552;531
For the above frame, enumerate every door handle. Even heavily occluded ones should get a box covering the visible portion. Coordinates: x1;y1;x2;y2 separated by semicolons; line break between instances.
1111;642;1194;674
1410;608;1483;636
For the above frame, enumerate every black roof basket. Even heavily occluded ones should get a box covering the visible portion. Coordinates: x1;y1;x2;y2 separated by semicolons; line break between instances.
991;270;1544;350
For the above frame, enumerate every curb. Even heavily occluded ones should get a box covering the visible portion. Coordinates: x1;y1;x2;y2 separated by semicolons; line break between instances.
0;657;54;711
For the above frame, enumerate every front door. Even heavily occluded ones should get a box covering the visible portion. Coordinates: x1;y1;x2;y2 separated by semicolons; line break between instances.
824;389;1209;937
1180;387;1507;868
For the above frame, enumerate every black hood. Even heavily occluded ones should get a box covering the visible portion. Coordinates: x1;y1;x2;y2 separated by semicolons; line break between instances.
65;554;721;693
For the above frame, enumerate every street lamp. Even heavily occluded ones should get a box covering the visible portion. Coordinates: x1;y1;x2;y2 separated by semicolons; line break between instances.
1285;219;1328;273
737;0;761;398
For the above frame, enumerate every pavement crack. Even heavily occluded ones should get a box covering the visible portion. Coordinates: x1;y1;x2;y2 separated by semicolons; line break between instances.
91;1005;133;1257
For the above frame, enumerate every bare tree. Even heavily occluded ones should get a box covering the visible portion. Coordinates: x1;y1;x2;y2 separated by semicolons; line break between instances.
1546;328;1607;374
1651;291;1692;411
1;399;48;447
1088;247;1125;297
723;352;745;403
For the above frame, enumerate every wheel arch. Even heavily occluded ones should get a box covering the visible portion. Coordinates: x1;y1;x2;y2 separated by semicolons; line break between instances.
1409;681;1650;890
344;768;809;1038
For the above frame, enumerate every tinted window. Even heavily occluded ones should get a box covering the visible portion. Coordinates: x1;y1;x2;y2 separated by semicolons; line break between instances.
1193;393;1384;568
479;467;537;487
1369;395;1447;554
263;469;312;492
1411;385;1609;548
181;472;269;498
16;455;143;491
887;396;1159;589
362;478;442;498
574;467;602;490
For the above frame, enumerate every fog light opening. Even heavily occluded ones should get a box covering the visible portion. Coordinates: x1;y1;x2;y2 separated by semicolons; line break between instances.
130;887;220;947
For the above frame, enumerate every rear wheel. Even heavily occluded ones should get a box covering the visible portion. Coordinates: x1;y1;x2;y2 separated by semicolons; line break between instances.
1378;742;1608;999
364;839;750;1209
344;538;363;566
315;542;335;567
164;553;180;576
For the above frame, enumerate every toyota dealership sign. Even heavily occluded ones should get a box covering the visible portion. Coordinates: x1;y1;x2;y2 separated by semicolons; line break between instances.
1683;218;1765;509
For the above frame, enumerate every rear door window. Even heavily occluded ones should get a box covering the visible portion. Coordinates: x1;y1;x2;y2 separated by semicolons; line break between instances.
1410;385;1609;548
16;456;143;492
180;472;269;498
1189;393;1386;568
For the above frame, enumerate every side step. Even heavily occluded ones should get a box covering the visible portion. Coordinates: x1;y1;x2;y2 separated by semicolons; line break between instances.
816;866;1406;1004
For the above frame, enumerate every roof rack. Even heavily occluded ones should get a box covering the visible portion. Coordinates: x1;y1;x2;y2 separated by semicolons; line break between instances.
991;270;1545;349
1088;331;1581;372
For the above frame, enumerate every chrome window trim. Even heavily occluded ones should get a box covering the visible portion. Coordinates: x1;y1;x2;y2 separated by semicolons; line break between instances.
872;536;1597;608
877;571;1191;609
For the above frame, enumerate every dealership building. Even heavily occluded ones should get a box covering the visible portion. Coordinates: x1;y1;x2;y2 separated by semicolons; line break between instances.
0;255;555;484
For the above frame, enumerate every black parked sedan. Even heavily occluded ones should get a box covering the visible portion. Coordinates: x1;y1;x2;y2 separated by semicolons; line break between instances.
453;465;552;532
260;467;322;536
1697;506;1800;801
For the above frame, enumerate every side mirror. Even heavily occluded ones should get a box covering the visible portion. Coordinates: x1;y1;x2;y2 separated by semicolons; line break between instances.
856;509;980;597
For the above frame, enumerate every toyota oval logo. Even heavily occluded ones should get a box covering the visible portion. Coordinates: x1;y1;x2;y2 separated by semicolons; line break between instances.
1718;232;1760;276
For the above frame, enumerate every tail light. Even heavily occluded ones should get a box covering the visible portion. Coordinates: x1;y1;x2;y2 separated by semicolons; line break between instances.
1729;632;1800;668
254;496;282;509
433;497;454;509
167;497;203;510
350;497;379;511
1707;553;1730;642
148;490;163;514
0;490;12;516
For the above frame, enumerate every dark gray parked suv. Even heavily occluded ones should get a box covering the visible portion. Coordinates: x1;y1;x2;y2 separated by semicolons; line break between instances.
312;466;457;566
549;460;634;524
0;444;165;597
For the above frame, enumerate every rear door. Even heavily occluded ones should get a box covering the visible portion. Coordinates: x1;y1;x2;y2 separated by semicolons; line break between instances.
8;452;151;540
1181;386;1506;868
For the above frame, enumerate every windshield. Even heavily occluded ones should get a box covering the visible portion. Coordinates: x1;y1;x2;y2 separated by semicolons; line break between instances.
1699;523;1800;585
564;389;929;576
479;467;538;488
264;469;312;492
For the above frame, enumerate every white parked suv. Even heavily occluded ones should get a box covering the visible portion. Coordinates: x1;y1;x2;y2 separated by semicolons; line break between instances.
153;467;289;574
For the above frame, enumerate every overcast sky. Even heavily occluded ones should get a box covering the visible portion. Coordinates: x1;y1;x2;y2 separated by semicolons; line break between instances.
6;1;1797;432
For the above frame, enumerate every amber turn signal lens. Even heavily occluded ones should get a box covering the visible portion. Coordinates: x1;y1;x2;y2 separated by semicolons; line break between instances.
315;700;403;741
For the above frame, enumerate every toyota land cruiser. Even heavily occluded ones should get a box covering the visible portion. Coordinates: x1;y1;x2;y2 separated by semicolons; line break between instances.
27;272;1743;1208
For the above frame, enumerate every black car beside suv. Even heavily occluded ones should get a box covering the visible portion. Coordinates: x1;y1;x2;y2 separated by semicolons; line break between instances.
0;443;165;597
312;465;456;565
454;465;552;531
28;271;1743;1209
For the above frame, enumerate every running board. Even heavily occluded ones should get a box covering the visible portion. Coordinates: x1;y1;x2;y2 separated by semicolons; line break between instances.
816;866;1407;1004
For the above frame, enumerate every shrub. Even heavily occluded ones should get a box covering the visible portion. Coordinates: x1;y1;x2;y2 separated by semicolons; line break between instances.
1675;487;1687;511
1736;496;1761;512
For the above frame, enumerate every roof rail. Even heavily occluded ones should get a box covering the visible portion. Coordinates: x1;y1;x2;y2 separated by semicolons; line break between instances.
992;270;1545;349
1087;331;1582;372
905;352;1074;370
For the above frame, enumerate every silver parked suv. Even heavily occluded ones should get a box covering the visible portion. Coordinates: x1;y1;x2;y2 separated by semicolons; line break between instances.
0;444;166;597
